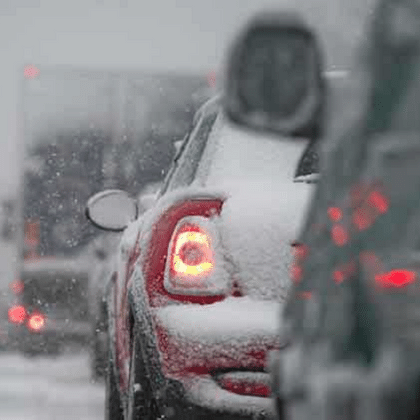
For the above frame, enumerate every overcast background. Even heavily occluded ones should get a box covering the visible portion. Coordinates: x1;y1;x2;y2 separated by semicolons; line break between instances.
0;0;376;199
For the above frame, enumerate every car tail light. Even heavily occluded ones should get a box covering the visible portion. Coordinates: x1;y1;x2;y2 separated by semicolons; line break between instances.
173;227;213;276
8;305;27;324
164;216;229;296
27;313;45;332
375;269;416;288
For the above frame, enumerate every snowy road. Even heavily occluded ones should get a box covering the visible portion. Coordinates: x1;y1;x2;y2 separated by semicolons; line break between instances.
0;348;105;420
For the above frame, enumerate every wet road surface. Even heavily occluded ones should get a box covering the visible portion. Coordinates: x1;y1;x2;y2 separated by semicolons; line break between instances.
0;347;105;420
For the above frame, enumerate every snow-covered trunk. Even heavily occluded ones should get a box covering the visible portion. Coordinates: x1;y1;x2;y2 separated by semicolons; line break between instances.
203;119;315;301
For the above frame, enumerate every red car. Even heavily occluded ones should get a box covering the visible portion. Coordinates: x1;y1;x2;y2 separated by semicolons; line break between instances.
86;12;330;420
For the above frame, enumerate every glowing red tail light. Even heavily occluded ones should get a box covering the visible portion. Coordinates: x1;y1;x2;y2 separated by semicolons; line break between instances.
165;216;228;296
8;305;27;324
27;313;45;332
172;227;213;277
375;269;416;288
170;223;214;279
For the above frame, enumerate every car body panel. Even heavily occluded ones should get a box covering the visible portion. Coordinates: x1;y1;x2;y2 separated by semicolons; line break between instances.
153;297;287;376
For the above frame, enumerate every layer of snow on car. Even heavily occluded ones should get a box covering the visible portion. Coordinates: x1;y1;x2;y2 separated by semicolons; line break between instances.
154;296;283;343
202;119;314;299
182;375;276;417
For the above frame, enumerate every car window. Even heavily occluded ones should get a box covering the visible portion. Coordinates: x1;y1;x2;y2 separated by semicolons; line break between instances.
159;132;190;196
162;109;218;194
294;140;319;179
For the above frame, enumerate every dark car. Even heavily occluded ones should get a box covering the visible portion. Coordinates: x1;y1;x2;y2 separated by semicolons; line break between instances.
84;15;332;419
8;257;91;356
226;2;420;419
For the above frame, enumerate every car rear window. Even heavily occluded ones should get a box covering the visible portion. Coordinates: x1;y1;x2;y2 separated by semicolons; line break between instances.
164;109;219;192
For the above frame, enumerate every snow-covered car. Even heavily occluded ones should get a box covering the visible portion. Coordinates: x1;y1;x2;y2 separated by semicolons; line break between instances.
7;257;90;356
85;13;328;420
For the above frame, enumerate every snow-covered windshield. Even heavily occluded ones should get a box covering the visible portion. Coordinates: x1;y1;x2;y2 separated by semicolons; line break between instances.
0;1;375;418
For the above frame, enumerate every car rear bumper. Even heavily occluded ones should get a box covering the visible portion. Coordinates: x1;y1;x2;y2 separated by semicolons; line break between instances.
151;297;286;419
160;375;277;420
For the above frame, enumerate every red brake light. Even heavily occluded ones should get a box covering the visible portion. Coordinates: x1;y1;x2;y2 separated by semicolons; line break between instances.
375;269;416;288
327;207;342;222
164;216;229;296
27;313;45;332
8;305;27;324
171;225;214;278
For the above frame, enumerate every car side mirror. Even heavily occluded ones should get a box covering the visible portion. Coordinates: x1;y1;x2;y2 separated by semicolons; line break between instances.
85;190;138;232
223;11;325;140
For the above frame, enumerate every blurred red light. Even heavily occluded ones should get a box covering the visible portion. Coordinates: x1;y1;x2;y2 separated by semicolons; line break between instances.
367;190;389;214
331;224;348;246
8;305;26;324
292;243;308;260
27;313;45;331
327;207;343;222
24;65;39;79
375;269;416;288
333;270;345;284
290;263;302;283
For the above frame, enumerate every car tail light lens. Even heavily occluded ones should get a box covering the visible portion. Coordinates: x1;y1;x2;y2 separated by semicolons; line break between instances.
375;269;416;288
8;305;27;324
164;216;229;296
27;313;45;332
173;228;213;276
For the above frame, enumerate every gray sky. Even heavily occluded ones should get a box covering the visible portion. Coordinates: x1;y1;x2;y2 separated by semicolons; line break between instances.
0;0;375;197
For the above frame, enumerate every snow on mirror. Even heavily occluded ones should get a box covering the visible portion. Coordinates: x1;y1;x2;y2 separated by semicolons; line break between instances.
86;190;138;232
